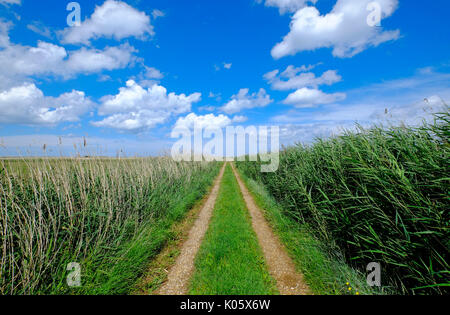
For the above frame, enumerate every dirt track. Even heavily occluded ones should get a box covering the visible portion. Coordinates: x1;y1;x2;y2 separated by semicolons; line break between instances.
157;163;310;295
231;164;310;295
157;164;225;295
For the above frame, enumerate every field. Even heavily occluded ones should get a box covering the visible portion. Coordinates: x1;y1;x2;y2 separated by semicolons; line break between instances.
0;111;449;295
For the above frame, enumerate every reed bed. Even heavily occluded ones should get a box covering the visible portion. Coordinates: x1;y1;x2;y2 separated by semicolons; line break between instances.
237;110;449;294
0;157;220;294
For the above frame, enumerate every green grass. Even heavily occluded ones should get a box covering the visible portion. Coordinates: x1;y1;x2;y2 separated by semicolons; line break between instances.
189;164;278;295
237;170;384;295
83;187;213;295
236;110;450;295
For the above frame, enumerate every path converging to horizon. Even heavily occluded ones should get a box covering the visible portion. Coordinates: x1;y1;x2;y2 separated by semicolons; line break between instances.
156;163;310;295
157;164;226;295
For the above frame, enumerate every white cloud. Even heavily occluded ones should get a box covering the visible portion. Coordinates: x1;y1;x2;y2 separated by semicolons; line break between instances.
232;115;248;123
143;66;164;80
280;63;319;76
198;105;217;112
2;41;68;76
173;113;248;131
0;20;136;102
132;66;164;88
272;69;450;128
27;21;53;39
264;65;345;108
272;0;400;59
93;80;201;133
66;44;135;74
93;110;167;132
221;88;273;114
264;65;342;90
60;0;154;45
0;0;21;6
283;87;346;108
0;83;93;125
0;39;136;83
215;63;232;71
174;113;232;130
0;20;12;47
98;74;112;82
151;9;165;20
257;0;317;14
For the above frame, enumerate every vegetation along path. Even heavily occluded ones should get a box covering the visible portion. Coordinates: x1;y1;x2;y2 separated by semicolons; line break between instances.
157;163;310;295
157;163;226;295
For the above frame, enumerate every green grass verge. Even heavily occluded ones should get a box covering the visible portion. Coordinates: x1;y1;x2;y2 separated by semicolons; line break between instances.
236;169;384;295
189;164;278;295
86;189;210;295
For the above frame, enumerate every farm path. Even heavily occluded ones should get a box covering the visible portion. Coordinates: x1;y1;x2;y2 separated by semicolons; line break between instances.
231;164;311;295
157;163;226;295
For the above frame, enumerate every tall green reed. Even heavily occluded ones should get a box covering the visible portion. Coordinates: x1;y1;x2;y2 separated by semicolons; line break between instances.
0;157;219;294
237;111;449;294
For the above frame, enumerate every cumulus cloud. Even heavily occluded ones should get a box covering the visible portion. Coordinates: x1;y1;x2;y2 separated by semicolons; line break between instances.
0;38;136;84
264;65;342;91
264;64;345;107
0;83;93;125
257;0;317;14
60;0;154;45
272;0;400;59
283;87;346;108
0;18;136;83
174;113;232;130
0;19;138;127
93;80;201;133
173;113;248;131
221;88;273;114
65;44;135;74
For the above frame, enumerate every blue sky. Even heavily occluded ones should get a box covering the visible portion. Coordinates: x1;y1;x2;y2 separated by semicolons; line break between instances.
0;0;449;156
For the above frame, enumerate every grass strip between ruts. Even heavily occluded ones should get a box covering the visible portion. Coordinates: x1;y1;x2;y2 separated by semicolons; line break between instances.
189;164;278;295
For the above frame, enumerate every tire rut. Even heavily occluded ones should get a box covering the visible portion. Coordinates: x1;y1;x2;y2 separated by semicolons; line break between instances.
156;163;226;295
231;164;311;295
